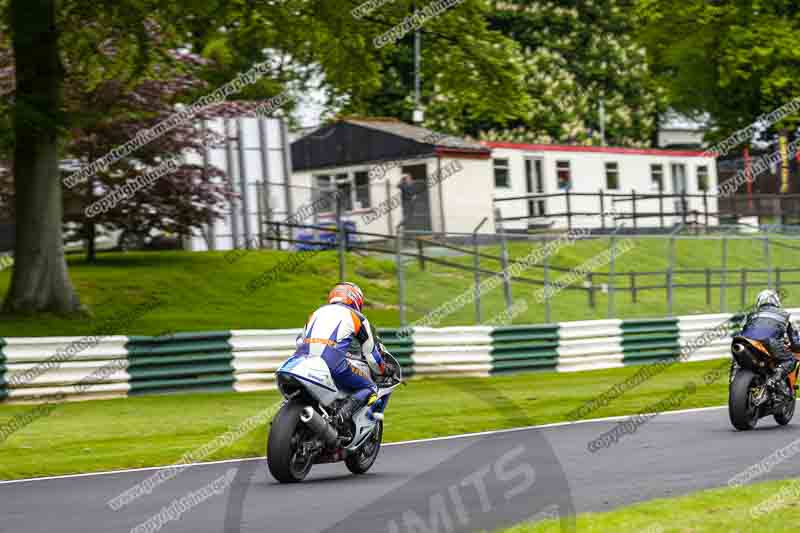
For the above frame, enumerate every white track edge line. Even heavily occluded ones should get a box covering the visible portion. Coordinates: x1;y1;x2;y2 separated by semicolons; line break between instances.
0;404;729;486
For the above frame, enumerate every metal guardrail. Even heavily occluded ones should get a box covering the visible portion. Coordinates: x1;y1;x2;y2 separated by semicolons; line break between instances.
5;309;786;403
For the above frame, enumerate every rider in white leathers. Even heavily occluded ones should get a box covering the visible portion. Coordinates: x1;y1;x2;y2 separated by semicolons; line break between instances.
293;282;386;422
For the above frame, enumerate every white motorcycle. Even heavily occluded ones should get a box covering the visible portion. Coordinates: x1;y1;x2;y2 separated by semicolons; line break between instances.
268;345;403;483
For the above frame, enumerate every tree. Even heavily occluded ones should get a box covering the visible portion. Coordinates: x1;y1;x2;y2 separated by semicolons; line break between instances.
0;0;417;314
636;0;800;143
342;0;664;145
330;0;532;134
60;61;256;262
479;0;665;146
1;0;208;313
5;0;81;313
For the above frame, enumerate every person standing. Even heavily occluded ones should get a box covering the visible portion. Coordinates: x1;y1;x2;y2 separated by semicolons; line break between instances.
398;173;416;228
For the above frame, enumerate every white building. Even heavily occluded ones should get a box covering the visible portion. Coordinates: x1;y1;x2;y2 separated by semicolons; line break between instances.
189;117;723;251
486;142;719;231
289;118;494;237
658;110;708;149
188;116;293;251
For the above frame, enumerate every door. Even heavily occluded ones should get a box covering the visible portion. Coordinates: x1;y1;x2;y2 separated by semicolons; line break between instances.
400;164;432;232
525;158;545;219
671;163;687;215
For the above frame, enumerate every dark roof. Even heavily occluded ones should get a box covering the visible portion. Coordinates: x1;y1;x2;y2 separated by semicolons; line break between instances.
343;118;487;151
291;118;489;172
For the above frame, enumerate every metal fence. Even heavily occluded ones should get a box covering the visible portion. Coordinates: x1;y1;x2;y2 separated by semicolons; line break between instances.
494;191;800;230
263;206;800;326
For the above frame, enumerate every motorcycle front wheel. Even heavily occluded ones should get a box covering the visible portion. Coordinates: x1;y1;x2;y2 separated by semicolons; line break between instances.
774;387;796;426
729;369;761;431
268;401;315;483
345;420;383;475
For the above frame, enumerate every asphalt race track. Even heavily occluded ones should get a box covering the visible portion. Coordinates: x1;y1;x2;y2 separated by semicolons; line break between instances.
3;406;800;533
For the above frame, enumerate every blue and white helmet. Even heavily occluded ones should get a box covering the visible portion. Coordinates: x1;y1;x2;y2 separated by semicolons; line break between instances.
755;289;781;309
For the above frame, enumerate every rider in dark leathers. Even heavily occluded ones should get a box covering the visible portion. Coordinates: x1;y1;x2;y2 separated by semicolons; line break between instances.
740;289;800;395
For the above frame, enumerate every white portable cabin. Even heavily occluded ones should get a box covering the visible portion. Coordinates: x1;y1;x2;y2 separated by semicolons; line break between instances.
289;119;495;237
486;142;719;231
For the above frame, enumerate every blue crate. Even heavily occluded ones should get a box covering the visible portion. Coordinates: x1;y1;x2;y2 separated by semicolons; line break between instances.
295;221;358;251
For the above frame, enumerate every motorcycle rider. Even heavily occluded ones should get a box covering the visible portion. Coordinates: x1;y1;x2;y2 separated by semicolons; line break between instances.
294;282;387;424
740;289;800;396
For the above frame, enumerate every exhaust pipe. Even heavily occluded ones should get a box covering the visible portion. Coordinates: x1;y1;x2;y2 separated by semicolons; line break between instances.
300;406;338;446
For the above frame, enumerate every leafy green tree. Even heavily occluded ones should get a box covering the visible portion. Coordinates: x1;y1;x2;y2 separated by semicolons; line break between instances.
0;0;422;314
334;0;532;134
636;0;800;143
344;0;664;145
481;0;665;145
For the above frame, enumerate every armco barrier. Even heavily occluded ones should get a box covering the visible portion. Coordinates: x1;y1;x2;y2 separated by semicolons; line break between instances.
491;324;559;374
2;309;798;403
0;338;6;401
621;318;680;365
412;326;492;377
557;320;622;372
127;332;235;396
2;336;130;402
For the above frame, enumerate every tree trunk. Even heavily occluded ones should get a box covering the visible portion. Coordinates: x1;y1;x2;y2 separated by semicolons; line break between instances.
3;0;82;314
85;177;96;262
86;218;97;263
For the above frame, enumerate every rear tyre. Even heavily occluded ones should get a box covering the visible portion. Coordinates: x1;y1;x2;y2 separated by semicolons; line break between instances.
774;388;796;426
268;401;314;483
729;369;761;431
345;420;382;475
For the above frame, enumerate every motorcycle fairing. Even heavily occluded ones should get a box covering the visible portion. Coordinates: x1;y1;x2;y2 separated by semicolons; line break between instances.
277;354;346;406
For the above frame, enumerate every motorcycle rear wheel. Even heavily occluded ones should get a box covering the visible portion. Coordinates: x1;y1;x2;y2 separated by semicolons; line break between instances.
345;420;382;475
268;401;314;483
729;369;761;431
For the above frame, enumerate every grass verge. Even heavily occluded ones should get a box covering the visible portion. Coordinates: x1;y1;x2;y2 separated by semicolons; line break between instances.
498;477;800;532
1;234;800;335
0;359;728;480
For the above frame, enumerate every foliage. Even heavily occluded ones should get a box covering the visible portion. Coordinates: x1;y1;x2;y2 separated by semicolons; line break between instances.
480;0;665;146
342;0;664;145
636;0;800;144
0;0;419;250
0;29;237;240
333;0;532;134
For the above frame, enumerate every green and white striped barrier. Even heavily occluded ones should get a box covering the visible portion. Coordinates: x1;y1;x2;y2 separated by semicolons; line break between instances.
0;338;6;401
0;310;791;403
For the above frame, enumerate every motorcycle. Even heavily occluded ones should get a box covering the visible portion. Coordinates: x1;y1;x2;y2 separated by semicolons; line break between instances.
268;345;403;483
729;335;800;430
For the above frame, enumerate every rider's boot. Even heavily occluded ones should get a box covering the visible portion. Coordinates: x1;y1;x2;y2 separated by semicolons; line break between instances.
338;396;366;425
767;367;792;398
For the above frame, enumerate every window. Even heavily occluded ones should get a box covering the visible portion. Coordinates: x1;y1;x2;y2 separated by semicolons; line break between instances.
354;171;370;208
697;165;709;192
494;158;510;188
525;158;546;217
556;161;571;189
315;175;336;212
605;162;620;190
335;174;352;211
650;164;664;191
670;163;687;193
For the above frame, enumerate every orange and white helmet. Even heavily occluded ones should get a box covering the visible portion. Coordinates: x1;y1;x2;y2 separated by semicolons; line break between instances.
328;282;364;312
